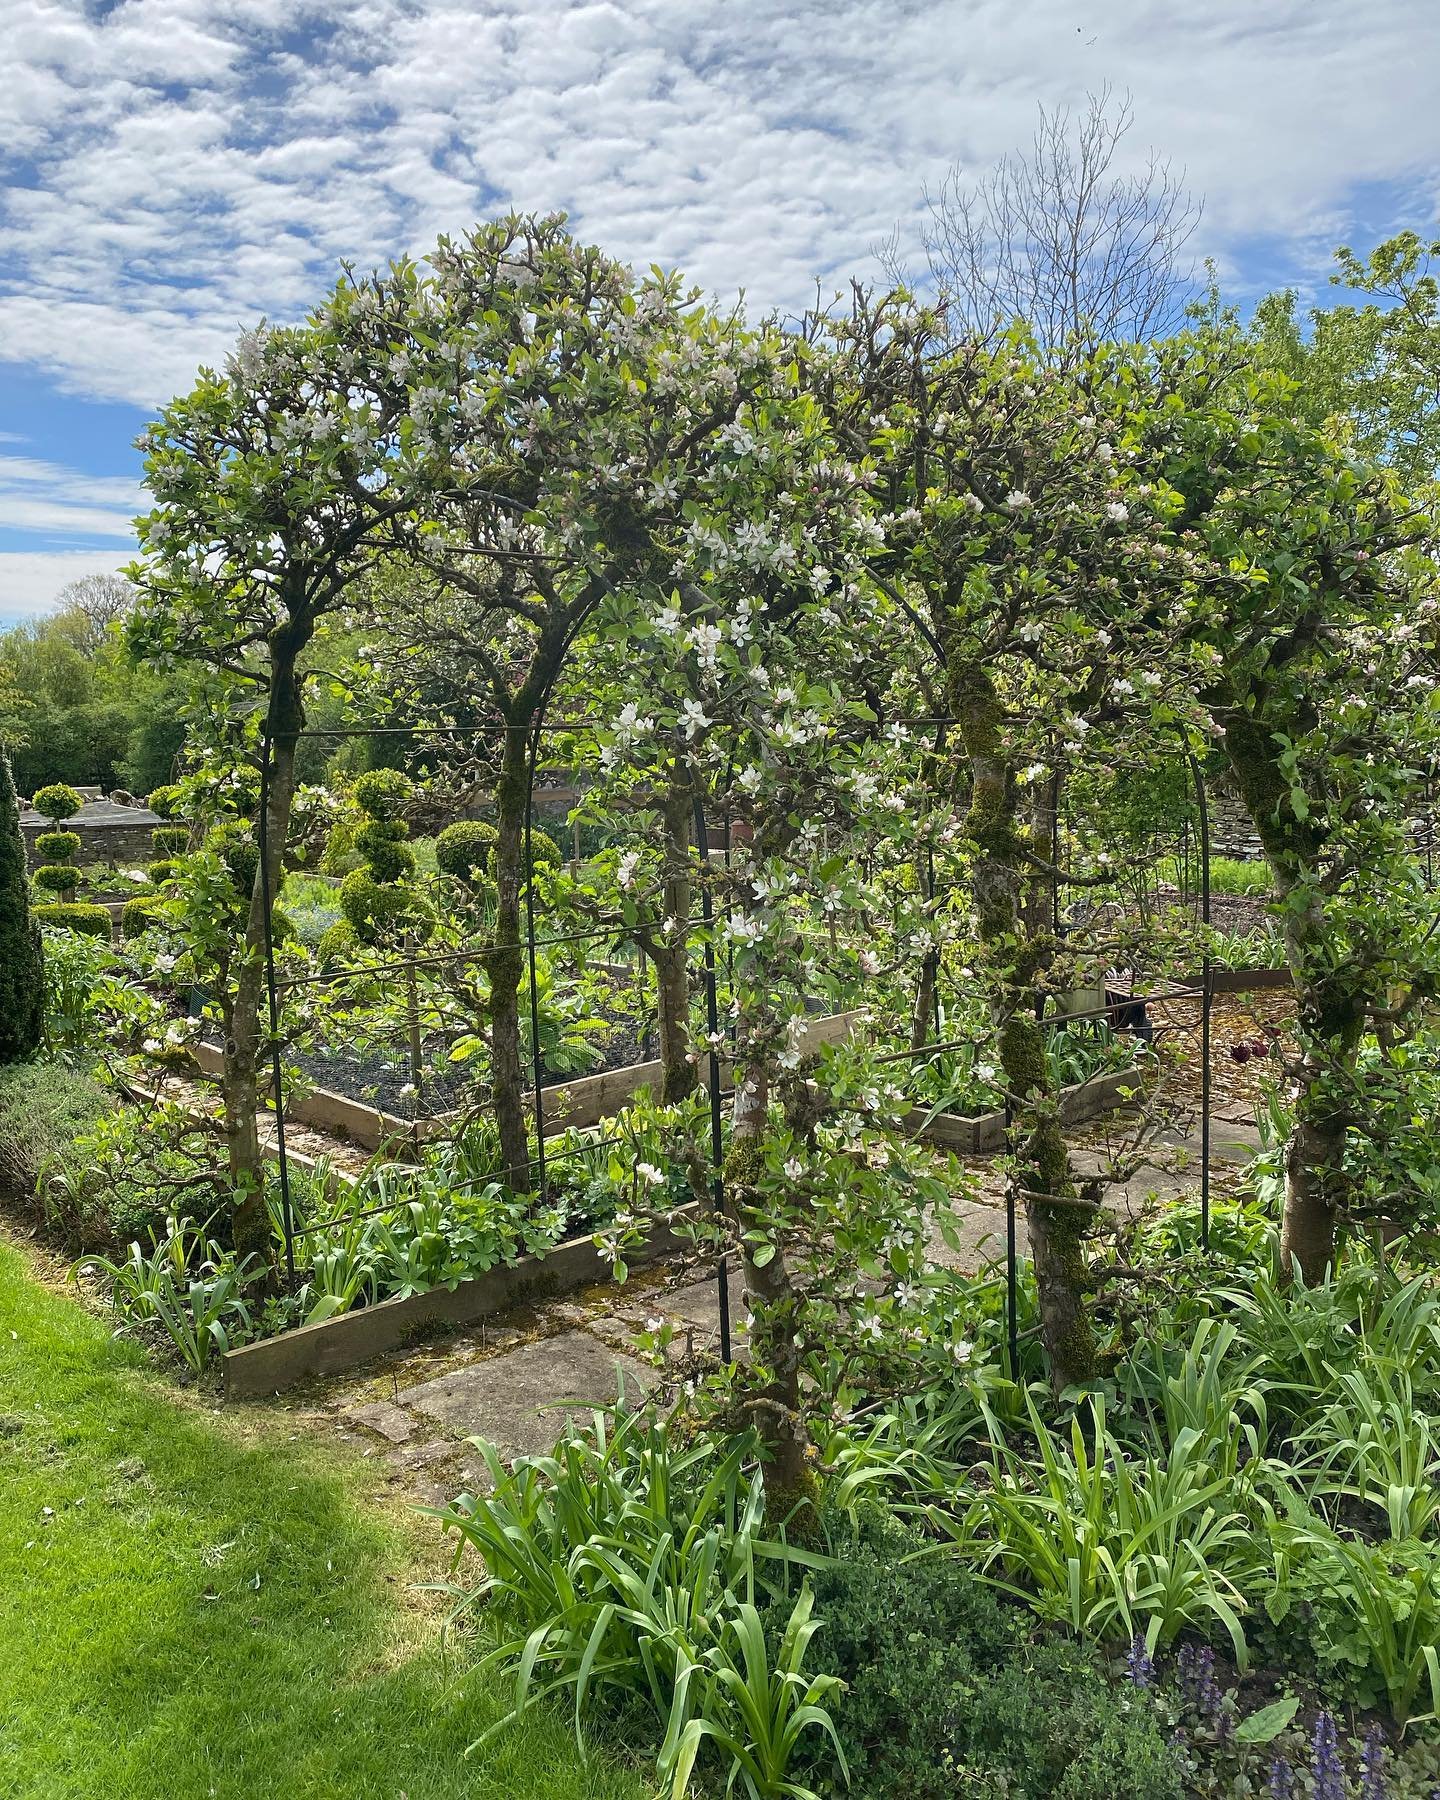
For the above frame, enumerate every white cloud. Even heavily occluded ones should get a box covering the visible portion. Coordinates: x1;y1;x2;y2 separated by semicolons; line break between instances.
0;452;143;539
9;0;1438;620
0;0;1436;411
0;549;135;626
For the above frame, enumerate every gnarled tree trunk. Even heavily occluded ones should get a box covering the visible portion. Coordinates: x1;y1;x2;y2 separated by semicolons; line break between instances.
226;627;307;1265
654;768;697;1101
1220;712;1363;1282
487;720;534;1191
951;655;1096;1389
726;1055;814;1513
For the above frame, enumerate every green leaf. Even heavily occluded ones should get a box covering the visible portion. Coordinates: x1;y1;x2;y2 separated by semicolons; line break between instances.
1235;1696;1299;1744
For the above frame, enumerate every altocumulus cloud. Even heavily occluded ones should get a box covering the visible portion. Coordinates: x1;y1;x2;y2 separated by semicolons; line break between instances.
2;0;1438;408
0;0;1437;616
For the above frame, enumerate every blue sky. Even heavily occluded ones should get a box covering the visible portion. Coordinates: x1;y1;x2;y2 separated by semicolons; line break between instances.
2;0;1438;628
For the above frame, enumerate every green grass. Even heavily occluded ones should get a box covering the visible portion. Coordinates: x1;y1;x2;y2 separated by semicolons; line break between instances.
0;1237;645;1800
1156;853;1272;897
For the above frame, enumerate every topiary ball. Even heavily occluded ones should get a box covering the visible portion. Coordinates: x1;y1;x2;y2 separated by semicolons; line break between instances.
33;864;78;893
354;816;406;849
146;783;184;821
220;837;260;895
32;783;83;824
151;825;189;856
146;859;181;887
435;819;498;879
363;837;416;883
32;902;112;939
339;868;414;940
121;895;167;937
317;918;358;965
351;768;413;821
529;826;562;869
35;831;81;862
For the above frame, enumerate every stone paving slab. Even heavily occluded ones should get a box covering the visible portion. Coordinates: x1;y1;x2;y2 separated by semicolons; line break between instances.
345;1400;418;1444
312;1107;1268;1503
926;1197;1009;1273
399;1328;653;1458
660;1267;749;1341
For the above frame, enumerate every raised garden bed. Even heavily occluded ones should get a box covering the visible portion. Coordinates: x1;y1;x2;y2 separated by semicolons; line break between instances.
222;1203;698;1396
903;1064;1141;1154
184;1007;868;1151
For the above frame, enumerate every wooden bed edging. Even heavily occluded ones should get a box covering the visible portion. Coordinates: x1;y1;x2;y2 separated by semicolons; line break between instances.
902;1064;1139;1154
1202;966;1292;994
221;1204;699;1398
189;1008;867;1151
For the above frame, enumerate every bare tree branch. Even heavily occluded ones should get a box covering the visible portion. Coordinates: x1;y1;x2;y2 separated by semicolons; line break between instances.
883;87;1201;358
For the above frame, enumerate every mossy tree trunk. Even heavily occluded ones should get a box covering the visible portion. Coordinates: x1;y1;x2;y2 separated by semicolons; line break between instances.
1219;710;1364;1282
226;615;309;1264
949;654;1096;1389
725;1056;814;1513
488;718;534;1191
653;764;697;1101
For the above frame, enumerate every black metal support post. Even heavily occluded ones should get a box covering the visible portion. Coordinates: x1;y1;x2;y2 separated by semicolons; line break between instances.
1189;751;1213;1252
1004;1101;1019;1379
692;782;733;1365
256;724;296;1282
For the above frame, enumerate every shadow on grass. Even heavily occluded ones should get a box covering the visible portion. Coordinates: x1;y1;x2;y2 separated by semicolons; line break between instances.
0;1241;643;1800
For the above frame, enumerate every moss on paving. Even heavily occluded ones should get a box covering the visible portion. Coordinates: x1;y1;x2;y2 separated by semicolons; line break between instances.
0;1237;644;1800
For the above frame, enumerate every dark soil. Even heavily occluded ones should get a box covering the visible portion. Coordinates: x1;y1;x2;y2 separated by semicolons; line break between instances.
235;999;658;1122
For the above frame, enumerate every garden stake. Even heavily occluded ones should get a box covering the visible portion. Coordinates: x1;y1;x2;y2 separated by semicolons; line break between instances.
405;961;424;1153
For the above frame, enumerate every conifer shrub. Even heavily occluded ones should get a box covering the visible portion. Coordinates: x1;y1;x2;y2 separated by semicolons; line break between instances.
0;751;44;1064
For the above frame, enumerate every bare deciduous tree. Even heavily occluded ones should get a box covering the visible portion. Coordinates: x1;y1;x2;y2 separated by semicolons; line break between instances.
54;571;135;651
884;87;1201;355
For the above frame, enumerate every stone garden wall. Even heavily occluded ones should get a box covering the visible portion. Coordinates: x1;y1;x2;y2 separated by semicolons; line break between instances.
20;795;163;868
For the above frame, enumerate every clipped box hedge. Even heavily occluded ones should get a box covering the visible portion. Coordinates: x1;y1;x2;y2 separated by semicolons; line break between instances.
32;902;112;939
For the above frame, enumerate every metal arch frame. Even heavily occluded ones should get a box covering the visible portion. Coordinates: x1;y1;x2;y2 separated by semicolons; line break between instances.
258;702;1214;1372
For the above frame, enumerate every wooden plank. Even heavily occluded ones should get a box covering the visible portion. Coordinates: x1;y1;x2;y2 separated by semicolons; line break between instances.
1204;966;1292;994
222;1205;697;1397
905;1064;1136;1153
187;1041;415;1152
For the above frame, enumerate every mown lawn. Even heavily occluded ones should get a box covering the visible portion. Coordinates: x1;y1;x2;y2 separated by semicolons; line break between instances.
0;1237;644;1800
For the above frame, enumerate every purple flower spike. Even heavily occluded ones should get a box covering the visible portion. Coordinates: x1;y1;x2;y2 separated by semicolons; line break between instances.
1267;1756;1294;1800
1312;1710;1346;1800
1126;1632;1156;1689
1359;1722;1388;1800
